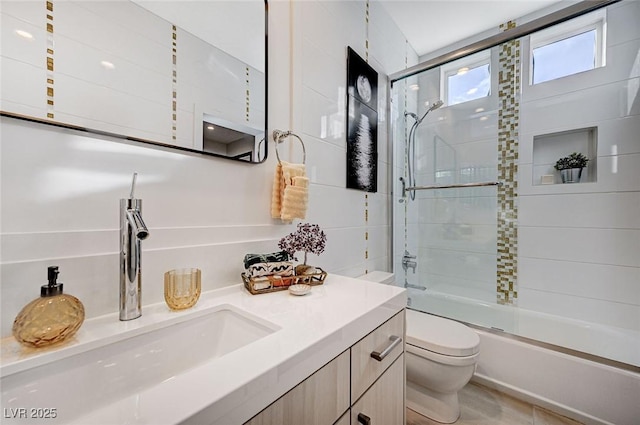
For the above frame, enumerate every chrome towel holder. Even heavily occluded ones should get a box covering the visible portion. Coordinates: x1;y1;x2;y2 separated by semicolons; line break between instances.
273;129;306;165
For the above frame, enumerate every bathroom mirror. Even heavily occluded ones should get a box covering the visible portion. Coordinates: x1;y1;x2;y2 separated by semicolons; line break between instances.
0;0;267;163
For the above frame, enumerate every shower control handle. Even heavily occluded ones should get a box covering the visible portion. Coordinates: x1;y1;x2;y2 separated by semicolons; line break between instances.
357;413;371;425
370;335;402;361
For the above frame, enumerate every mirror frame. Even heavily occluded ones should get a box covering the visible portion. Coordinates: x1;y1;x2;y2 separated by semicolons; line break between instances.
1;0;268;164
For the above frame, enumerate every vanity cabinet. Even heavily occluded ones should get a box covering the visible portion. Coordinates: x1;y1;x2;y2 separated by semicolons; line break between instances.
244;310;405;425
244;350;350;425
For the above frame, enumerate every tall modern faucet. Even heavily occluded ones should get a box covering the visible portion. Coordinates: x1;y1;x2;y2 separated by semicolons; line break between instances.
120;172;149;321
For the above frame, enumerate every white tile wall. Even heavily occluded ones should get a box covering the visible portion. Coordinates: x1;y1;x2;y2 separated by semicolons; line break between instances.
515;1;640;330
0;0;410;338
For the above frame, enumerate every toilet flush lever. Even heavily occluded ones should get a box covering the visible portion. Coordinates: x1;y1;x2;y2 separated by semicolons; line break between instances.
370;335;402;361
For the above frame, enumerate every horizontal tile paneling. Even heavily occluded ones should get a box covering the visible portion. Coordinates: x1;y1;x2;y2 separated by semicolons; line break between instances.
519;192;640;229
54;34;172;105
518;288;640;331
0;238;280;338
519;152;640;195
0;11;46;68
519;226;640;267
419;224;497;254
54;74;172;141
1;225;290;263
306;184;366;229
417;197;497;225
54;1;169;74
301;87;345;148
418;247;497;284
520;78;640;135
0;57;46;115
519;257;640;306
302;38;346;104
299;0;365;64
519;115;640;165
607;0;640;46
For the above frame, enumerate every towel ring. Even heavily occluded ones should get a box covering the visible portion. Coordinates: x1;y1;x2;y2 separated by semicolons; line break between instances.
273;130;306;165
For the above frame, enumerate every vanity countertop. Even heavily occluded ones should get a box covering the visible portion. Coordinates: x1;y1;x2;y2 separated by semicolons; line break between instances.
0;274;405;425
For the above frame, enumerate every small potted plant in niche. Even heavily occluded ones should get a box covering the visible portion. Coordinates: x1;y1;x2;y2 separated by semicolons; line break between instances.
554;152;589;183
278;223;327;275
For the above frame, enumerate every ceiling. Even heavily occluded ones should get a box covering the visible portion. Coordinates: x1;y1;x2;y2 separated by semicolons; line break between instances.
378;0;566;57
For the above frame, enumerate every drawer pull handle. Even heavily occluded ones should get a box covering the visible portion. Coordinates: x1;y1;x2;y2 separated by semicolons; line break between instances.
357;413;371;425
370;335;402;361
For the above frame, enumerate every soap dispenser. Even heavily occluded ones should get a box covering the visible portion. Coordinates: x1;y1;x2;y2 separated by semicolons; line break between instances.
12;266;85;348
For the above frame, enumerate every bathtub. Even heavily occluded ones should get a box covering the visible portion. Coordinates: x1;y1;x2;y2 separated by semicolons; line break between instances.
407;289;640;425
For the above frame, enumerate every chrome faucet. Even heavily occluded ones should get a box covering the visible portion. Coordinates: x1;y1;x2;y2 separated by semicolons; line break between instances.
402;250;417;274
120;173;149;321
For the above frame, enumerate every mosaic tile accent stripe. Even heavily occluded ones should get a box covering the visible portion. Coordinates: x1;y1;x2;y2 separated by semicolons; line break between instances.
364;0;370;273
496;21;520;305
245;66;250;122
46;2;55;119
171;25;177;141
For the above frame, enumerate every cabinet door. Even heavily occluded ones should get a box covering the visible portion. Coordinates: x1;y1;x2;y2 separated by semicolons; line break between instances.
334;410;350;425
351;354;404;425
244;350;350;425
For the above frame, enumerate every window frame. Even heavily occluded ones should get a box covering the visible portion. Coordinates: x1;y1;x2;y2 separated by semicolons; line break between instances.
529;8;606;85
440;50;491;107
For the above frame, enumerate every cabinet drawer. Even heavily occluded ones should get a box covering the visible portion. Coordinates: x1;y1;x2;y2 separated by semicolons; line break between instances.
351;354;404;425
351;310;405;401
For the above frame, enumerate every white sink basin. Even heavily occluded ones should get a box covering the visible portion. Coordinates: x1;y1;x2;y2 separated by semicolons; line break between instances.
1;304;278;424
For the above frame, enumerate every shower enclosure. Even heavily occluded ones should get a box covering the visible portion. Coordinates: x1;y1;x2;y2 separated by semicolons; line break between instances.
390;0;639;370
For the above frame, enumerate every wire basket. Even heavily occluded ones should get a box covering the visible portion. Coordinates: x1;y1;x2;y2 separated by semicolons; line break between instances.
242;267;327;295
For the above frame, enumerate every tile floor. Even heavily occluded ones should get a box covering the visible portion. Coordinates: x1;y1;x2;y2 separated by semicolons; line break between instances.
406;382;584;425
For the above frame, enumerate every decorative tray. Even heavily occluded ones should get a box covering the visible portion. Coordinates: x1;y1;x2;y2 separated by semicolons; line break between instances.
242;267;327;295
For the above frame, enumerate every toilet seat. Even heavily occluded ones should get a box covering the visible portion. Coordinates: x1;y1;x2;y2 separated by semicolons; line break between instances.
406;309;480;357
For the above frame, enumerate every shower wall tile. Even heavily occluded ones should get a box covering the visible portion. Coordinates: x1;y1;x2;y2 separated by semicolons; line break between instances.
519;152;640;195
519;192;640;229
519;115;640;165
519;257;640;306
607;0;640;46
518;288;640;332
519;227;640;268
417;197;498;225
418;247;497;285
520;77;640;135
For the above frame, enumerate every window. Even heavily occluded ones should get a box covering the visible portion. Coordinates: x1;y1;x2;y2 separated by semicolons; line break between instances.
441;51;491;106
530;9;606;85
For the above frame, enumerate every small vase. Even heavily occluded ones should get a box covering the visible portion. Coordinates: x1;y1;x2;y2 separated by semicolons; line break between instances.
560;168;583;183
295;264;316;275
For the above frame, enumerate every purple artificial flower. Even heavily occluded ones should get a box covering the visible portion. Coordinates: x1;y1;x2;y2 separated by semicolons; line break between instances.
278;223;327;265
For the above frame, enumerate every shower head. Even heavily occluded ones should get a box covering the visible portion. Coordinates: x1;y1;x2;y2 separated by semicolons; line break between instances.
416;99;444;124
428;100;444;112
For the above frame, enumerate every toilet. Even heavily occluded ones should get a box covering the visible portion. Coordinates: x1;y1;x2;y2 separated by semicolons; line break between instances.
357;272;480;424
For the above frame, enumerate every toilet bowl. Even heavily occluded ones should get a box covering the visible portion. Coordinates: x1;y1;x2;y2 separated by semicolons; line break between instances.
357;272;480;424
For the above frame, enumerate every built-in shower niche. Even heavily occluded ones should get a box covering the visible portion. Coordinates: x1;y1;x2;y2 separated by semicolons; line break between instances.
532;127;597;185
